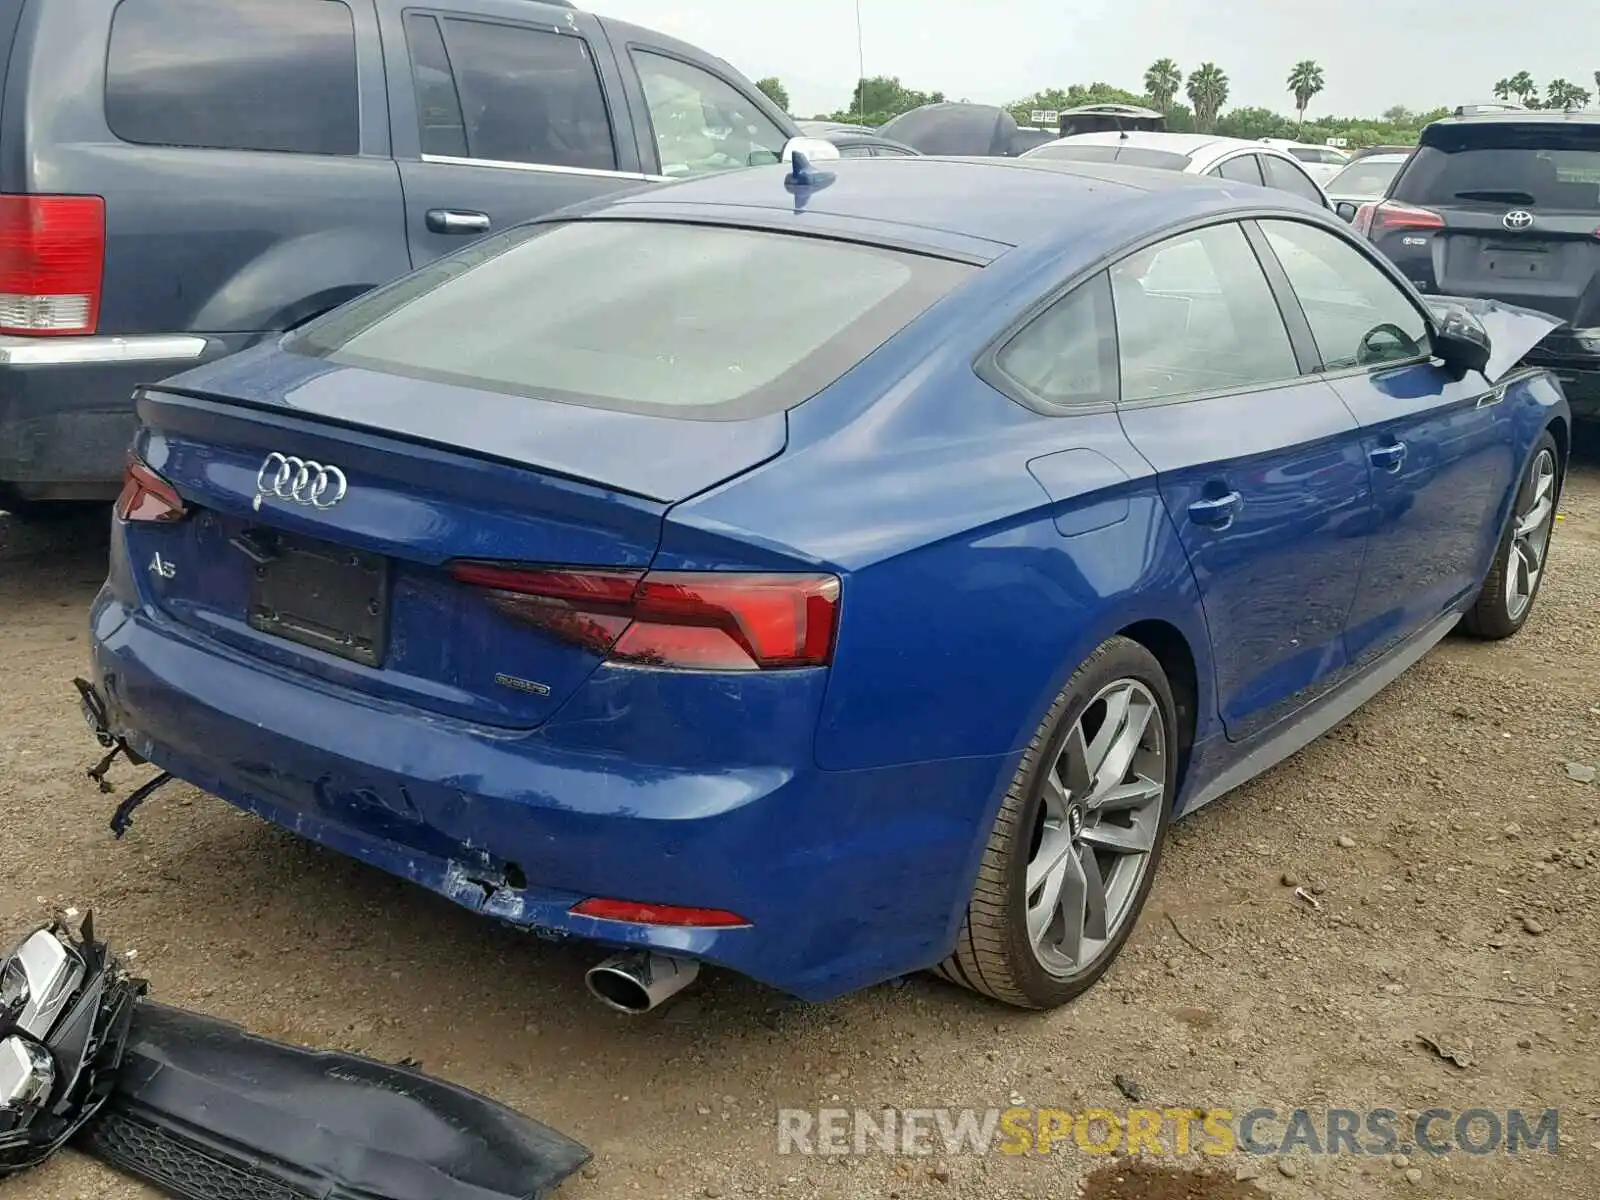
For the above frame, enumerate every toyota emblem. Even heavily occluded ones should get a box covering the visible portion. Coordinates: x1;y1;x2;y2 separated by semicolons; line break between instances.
1502;209;1534;230
253;452;348;512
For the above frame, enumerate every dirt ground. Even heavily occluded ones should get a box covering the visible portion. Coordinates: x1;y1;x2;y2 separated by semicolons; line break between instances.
2;453;1597;1200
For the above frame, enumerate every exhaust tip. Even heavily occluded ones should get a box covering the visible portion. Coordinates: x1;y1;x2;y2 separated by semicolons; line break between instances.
584;951;699;1015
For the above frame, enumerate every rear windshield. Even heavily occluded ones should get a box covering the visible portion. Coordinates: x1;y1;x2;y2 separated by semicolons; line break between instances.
287;221;974;420
1394;122;1600;213
1326;157;1404;195
1024;144;1191;171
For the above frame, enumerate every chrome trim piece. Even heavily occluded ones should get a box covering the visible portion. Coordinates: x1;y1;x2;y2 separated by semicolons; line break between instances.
420;153;672;183
0;333;208;367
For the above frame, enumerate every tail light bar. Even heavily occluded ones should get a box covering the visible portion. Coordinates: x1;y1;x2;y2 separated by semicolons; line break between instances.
1352;200;1443;239
449;561;841;671
0;195;106;335
116;454;187;523
570;898;750;927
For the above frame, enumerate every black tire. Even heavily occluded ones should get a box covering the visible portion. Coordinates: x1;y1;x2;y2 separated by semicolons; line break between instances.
937;635;1178;1009
1461;430;1562;640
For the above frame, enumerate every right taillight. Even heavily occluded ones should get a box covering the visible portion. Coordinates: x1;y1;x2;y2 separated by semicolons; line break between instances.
0;194;106;336
1356;199;1443;240
115;454;187;523
449;562;842;671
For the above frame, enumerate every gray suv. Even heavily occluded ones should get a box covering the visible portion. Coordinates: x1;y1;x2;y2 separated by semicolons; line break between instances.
0;0;807;509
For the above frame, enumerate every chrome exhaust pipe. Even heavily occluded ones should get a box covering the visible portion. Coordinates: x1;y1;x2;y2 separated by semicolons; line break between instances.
584;951;699;1014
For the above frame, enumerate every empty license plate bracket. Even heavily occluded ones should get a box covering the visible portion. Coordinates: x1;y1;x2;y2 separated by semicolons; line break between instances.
246;533;389;667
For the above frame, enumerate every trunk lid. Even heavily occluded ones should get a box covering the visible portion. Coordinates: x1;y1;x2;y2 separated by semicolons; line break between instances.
130;347;786;729
1377;117;1600;327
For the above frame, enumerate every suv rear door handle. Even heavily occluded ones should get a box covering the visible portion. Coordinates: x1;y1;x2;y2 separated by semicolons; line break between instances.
426;209;491;235
1187;491;1242;529
1368;441;1407;472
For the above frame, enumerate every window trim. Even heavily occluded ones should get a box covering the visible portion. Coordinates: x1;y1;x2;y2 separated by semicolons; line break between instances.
625;44;792;178
407;6;625;174
1257;151;1332;209
1246;215;1439;380
977;271;1120;415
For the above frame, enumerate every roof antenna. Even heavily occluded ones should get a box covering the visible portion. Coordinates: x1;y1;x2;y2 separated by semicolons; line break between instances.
784;150;835;203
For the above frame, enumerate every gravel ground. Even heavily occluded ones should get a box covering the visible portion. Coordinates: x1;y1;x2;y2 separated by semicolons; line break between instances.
1;450;1597;1200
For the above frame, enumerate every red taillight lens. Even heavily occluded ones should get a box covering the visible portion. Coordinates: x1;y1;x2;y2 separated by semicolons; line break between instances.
0;195;106;335
570;898;750;927
116;455;187;523
1360;200;1443;238
449;562;841;670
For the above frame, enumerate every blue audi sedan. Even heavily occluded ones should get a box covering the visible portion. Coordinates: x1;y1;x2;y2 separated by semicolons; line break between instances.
85;155;1568;1011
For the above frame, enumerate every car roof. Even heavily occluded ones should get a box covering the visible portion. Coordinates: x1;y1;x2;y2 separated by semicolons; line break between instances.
1338;152;1408;164
1032;131;1287;159
583;155;1330;263
1428;108;1600;127
826;131;920;153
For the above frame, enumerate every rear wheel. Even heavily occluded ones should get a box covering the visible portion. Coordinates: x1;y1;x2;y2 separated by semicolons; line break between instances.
1462;431;1561;640
937;636;1177;1009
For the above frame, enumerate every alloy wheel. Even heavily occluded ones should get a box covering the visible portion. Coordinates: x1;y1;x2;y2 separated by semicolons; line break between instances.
1025;679;1166;979
1506;448;1557;623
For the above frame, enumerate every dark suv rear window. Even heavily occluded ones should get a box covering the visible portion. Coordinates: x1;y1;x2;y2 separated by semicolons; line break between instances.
1393;121;1600;213
105;0;359;155
287;221;974;420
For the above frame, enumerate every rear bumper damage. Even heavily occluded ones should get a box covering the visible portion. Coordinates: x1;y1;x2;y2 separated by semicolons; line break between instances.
85;589;1013;1002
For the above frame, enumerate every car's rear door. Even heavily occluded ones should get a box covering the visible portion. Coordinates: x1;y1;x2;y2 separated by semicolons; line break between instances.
1365;118;1600;329
376;0;655;267
1253;217;1515;666
1112;220;1373;742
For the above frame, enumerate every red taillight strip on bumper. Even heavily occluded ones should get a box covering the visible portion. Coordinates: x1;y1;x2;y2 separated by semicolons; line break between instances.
449;562;841;670
570;898;751;927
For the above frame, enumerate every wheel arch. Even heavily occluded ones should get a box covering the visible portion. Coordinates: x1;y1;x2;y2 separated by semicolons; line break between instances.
1117;618;1201;800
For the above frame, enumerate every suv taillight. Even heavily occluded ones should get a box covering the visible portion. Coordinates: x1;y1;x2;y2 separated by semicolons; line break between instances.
0;195;106;336
1354;200;1443;240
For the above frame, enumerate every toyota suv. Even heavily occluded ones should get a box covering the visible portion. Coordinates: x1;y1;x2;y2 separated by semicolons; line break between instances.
1354;109;1600;418
0;0;814;512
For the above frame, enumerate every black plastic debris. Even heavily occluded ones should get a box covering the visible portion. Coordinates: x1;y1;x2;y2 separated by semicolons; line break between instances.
81;1002;593;1200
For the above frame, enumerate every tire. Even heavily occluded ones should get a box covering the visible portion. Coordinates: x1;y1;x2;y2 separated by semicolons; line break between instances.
1461;430;1561;640
937;635;1178;1009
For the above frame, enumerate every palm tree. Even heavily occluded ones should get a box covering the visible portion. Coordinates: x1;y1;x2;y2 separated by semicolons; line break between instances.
1186;63;1229;134
1492;78;1514;102
1286;60;1326;133
1507;71;1538;106
1144;59;1183;113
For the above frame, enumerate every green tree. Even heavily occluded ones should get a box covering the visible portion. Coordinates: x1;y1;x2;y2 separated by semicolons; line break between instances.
1286;59;1326;132
755;77;790;113
1503;70;1538;106
1216;106;1291;140
1006;87;1074;127
1186;62;1229;133
1544;78;1591;110
1143;59;1183;113
831;75;944;126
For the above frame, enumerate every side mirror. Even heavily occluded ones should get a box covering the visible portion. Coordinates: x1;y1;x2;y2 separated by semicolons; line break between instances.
1336;201;1359;222
1432;305;1491;380
780;136;842;164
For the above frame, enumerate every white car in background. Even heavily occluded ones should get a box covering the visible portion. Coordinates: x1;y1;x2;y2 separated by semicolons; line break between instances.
1021;132;1331;210
1259;138;1351;185
1321;151;1411;222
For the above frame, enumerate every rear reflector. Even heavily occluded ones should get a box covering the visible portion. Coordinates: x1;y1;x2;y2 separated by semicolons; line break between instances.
1355;200;1443;239
449;562;841;670
570;898;751;927
0;195;106;335
116;454;187;523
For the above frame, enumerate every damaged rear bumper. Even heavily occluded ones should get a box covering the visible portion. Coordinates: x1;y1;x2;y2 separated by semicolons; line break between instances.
81;1002;590;1200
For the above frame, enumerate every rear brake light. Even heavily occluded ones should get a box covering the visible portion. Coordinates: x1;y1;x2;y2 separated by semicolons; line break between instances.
116;454;187;523
1359;200;1443;238
0;195;106;335
448;562;841;670
570;898;750;927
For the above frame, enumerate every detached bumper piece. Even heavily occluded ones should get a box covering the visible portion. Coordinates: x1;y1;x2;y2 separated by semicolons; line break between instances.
81;1002;592;1200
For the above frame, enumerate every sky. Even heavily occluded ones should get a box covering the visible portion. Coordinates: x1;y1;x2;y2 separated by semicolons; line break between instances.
595;0;1593;120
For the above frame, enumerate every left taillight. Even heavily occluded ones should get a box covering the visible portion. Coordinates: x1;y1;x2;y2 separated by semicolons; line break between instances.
0;195;106;336
448;562;841;671
115;454;187;523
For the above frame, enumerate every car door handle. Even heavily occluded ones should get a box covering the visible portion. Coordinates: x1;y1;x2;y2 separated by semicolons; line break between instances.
426;209;491;235
1187;491;1242;529
1476;386;1506;409
1368;442;1407;473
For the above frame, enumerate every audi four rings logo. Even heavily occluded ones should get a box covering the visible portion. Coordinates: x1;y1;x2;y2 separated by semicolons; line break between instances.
1503;209;1534;230
252;453;348;512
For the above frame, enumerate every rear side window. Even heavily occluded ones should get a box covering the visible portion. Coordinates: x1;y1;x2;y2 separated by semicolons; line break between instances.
1261;155;1327;205
105;0;358;155
992;273;1117;408
287;222;974;420
431;18;616;170
1393;123;1600;213
1212;155;1265;185
1325;158;1403;196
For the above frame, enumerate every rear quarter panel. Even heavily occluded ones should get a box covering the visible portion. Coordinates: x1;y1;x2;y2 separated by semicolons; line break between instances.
6;0;408;336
